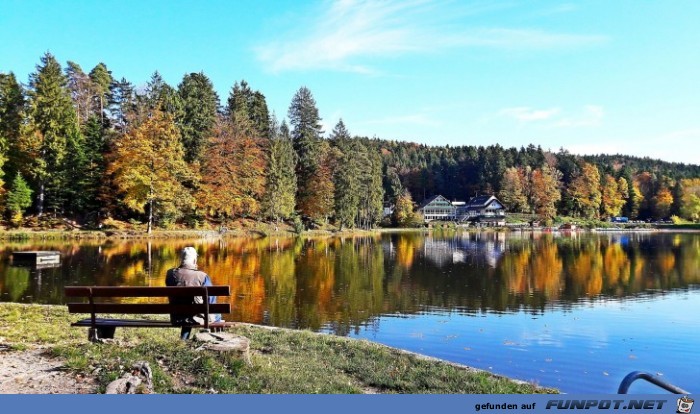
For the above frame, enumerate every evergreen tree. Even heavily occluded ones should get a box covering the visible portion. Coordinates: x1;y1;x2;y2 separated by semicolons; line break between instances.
288;86;323;218
5;173;33;225
226;80;270;139
331;120;360;229
358;146;384;229
263;118;297;225
89;63;114;124
142;72;183;122
177;72;219;163
65;61;94;126
0;72;26;187
28;52;82;215
109;77;136;132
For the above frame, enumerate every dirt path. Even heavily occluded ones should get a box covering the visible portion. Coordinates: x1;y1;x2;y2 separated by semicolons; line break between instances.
0;344;97;394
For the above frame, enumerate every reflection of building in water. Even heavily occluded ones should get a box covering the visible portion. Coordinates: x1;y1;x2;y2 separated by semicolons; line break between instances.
422;233;506;268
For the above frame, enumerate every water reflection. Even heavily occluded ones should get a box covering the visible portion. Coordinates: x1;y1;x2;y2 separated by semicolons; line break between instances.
1;232;699;331
3;231;698;393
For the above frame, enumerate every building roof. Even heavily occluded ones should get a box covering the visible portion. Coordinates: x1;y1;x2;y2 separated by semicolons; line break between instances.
417;194;452;210
467;195;505;209
466;195;497;207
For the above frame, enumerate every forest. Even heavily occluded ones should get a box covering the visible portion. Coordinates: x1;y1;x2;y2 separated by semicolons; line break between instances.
1;53;700;231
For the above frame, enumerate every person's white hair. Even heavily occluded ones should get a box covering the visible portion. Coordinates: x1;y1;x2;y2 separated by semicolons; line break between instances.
181;246;198;267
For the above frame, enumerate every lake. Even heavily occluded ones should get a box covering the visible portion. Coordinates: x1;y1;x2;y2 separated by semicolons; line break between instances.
1;230;698;393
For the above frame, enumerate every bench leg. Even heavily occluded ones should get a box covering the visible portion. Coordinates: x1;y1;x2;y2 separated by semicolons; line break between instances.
89;327;116;341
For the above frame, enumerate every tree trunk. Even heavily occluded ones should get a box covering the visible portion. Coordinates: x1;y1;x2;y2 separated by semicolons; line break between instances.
37;182;45;216
147;182;154;234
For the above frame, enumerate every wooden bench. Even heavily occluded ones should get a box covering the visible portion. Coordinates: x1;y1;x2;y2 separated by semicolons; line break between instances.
65;286;235;341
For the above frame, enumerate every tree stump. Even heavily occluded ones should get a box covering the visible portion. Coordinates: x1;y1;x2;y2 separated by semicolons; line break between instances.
194;331;251;365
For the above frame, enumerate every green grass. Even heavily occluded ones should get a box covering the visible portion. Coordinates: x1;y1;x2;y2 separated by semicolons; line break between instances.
0;303;556;394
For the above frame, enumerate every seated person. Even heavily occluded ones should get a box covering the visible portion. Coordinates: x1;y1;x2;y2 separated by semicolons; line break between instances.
166;247;222;339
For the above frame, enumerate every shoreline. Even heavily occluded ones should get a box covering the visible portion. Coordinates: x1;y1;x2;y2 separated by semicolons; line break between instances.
1;225;699;241
0;303;555;394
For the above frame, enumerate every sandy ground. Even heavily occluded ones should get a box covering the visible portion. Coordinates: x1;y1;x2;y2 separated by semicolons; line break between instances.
0;344;97;394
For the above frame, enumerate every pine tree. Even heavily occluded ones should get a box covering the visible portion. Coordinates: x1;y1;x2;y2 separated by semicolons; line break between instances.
5;173;33;225
263;118;297;225
0;72;26;189
226;80;270;139
358;146;384;229
288;87;323;218
142;72;183;122
65;61;94;126
177;72;219;163
28;52;82;215
88;63;113;124
331;120;360;229
108;77;136;132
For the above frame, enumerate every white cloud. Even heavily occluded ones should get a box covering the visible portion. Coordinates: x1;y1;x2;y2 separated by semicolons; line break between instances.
500;106;561;122
255;0;607;73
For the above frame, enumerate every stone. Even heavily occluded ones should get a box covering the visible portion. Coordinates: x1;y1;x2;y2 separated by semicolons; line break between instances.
104;361;153;394
193;331;251;365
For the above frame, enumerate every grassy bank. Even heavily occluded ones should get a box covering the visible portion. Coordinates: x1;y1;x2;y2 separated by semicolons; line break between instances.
0;303;554;394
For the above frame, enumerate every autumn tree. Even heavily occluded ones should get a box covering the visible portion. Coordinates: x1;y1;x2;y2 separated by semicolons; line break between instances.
679;178;700;221
653;187;673;219
298;140;335;222
392;190;422;227
108;109;193;233
600;174;627;219
566;162;602;218
498;166;529;213
197;118;266;219
529;165;562;222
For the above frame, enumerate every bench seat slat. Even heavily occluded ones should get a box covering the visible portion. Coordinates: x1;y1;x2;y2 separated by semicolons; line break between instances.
71;318;237;328
67;303;231;314
65;286;230;297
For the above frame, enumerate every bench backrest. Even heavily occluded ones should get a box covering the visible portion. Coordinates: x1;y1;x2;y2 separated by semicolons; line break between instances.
65;286;231;316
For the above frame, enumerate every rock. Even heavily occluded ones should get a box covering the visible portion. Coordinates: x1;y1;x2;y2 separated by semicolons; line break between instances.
193;332;251;365
104;361;153;394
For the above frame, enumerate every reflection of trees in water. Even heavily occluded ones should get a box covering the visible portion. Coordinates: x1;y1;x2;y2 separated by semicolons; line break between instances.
2;233;700;333
386;231;700;315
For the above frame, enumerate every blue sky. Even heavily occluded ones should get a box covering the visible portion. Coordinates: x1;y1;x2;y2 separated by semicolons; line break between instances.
1;0;699;164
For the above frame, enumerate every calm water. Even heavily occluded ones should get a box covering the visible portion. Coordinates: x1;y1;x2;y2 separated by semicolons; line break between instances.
1;231;698;393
